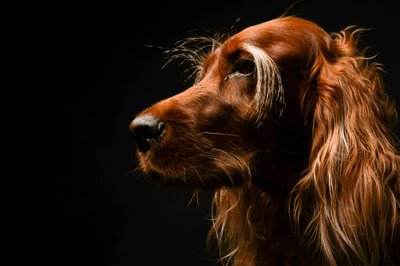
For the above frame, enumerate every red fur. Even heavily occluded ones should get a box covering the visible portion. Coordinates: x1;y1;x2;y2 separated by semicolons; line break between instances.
130;17;400;265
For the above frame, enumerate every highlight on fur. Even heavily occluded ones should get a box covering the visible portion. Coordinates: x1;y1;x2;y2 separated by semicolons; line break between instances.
130;16;400;266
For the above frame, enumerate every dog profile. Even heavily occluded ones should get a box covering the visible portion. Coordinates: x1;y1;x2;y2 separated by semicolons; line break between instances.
130;16;400;266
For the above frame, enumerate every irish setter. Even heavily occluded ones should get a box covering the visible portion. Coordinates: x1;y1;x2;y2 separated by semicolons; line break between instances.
129;16;400;266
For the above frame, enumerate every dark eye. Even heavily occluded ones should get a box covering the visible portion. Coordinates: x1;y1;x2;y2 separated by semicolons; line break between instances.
227;59;255;79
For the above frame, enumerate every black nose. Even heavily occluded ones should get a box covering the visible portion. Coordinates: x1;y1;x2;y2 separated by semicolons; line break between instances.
129;115;165;152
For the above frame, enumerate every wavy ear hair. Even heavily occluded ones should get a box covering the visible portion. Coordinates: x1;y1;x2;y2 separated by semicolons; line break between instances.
292;27;400;265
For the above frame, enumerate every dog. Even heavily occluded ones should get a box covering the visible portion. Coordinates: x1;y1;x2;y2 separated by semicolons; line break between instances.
130;16;400;265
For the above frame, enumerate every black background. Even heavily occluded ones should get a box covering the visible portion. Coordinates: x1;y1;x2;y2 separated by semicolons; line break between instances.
4;1;400;265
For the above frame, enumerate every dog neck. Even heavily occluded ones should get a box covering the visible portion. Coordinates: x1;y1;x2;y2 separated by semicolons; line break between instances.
253;122;312;197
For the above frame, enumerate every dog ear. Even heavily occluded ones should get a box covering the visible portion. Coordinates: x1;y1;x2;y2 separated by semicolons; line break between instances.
291;27;400;265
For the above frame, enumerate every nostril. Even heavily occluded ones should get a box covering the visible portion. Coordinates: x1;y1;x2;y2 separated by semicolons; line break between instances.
135;121;165;139
129;115;165;152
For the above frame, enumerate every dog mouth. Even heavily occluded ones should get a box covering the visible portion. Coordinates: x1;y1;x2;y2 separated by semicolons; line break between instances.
136;148;249;189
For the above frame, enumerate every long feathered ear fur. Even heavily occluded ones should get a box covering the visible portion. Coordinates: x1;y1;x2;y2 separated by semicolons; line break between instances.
292;27;400;265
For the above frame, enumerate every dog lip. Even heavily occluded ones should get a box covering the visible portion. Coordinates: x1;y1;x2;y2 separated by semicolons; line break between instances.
147;169;164;182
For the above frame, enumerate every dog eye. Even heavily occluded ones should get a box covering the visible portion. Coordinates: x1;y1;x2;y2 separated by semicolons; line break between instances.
226;59;255;79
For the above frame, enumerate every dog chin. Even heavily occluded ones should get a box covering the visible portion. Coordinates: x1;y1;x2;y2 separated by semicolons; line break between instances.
145;169;244;189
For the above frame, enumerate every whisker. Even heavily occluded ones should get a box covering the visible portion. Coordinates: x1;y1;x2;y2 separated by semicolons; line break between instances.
192;167;206;186
198;132;241;138
187;190;200;206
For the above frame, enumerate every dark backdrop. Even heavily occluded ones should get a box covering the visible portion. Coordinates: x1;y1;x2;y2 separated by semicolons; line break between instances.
4;1;399;265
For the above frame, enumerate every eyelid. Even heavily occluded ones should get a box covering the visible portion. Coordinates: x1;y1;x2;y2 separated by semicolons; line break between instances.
225;59;255;80
227;71;253;78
